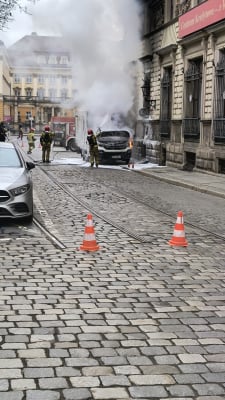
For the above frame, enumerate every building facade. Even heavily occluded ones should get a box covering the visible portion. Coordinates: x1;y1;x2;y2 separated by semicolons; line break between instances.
0;32;75;132
138;0;225;173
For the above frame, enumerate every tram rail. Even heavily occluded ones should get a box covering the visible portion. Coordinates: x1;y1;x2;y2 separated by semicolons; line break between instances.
33;165;225;248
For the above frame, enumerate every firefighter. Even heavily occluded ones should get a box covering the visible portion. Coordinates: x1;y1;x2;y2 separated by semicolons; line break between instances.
87;129;99;167
27;128;36;154
40;125;54;163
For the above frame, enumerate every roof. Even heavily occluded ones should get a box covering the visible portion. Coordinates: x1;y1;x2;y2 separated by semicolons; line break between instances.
8;33;70;53
8;33;71;67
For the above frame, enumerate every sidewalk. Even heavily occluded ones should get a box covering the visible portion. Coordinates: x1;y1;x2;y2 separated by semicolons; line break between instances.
137;166;225;199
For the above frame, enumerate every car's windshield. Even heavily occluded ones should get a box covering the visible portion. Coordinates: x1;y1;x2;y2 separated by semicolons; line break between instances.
0;148;22;167
97;131;130;139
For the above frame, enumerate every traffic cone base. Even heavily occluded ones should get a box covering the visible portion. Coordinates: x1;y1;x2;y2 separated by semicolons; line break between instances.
80;214;100;252
168;211;188;247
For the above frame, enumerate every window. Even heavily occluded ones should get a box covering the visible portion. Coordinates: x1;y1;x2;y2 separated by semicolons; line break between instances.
25;88;33;97
38;75;45;84
160;67;173;137
26;75;32;84
49;75;56;84
26;111;32;120
37;88;45;99
142;73;150;111
60;56;68;65
37;55;46;64
14;87;21;96
48;55;58;64
61;89;68;99
0;148;21;167
150;0;164;31
183;58;202;139
61;76;68;84
165;0;174;22
14;74;21;83
213;50;225;142
49;89;57;99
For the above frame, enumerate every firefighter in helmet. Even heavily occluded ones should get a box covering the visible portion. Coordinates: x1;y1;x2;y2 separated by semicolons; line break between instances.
27;127;36;154
87;129;99;167
40;125;54;163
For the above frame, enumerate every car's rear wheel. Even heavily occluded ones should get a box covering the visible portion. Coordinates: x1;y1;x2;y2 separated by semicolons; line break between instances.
67;139;79;152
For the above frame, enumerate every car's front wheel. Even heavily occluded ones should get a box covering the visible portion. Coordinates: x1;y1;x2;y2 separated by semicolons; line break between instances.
67;139;79;152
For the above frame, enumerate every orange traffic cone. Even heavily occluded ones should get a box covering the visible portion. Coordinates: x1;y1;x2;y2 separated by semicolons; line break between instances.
80;214;100;252
168;211;188;247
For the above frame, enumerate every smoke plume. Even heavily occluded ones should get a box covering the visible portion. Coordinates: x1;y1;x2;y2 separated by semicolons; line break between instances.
32;0;141;130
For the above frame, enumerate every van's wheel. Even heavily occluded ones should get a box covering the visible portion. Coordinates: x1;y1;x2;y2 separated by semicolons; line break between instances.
67;139;79;152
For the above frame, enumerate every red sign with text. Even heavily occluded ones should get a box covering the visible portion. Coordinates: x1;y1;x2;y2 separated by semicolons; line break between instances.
179;0;225;38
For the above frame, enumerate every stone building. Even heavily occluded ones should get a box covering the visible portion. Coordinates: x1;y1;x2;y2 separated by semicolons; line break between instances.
0;32;75;132
137;0;225;173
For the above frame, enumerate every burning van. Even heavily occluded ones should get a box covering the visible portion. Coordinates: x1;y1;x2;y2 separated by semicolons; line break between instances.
96;129;133;163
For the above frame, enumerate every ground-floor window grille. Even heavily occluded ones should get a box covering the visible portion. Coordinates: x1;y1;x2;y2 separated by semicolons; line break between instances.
160;67;172;138
213;51;225;143
183;59;202;140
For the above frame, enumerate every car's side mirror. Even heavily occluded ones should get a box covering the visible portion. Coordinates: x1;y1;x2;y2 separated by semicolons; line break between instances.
26;161;35;170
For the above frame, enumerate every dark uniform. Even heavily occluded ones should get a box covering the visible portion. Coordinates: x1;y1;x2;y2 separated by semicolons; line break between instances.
0;122;7;142
87;129;99;167
40;126;54;163
18;125;24;140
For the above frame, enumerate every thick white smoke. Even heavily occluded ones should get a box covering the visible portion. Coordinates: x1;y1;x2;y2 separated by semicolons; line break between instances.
32;0;141;131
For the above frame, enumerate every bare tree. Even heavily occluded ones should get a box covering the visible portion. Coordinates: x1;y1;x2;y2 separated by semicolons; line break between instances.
0;0;38;31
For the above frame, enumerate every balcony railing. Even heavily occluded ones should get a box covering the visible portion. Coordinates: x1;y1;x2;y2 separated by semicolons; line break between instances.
183;117;200;140
160;119;171;138
3;95;71;105
213;118;225;143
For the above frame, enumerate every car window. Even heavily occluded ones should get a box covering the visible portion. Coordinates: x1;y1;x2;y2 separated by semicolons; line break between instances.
98;131;130;138
0;148;22;167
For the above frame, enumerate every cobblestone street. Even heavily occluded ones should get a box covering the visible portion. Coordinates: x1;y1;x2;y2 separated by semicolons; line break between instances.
0;143;225;399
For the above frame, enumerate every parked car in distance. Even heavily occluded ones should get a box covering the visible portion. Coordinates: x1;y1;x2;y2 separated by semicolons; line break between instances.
96;129;133;163
0;142;35;222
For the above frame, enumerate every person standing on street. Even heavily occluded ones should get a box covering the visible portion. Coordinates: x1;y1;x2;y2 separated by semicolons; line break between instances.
27;128;36;154
87;129;99;167
40;125;54;163
18;124;24;140
0;122;7;142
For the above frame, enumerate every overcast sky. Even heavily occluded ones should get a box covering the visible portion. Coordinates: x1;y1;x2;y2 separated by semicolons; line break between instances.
1;0;56;47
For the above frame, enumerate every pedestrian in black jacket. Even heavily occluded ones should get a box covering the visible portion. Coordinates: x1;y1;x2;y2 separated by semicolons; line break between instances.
0;122;7;142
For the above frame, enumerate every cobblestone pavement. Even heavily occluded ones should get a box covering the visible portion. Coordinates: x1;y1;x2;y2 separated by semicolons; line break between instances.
0;141;225;399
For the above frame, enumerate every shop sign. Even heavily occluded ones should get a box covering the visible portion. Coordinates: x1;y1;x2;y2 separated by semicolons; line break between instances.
179;0;225;38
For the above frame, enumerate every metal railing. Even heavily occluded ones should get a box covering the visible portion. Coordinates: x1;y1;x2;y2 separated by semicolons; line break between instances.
183;118;200;140
3;95;71;105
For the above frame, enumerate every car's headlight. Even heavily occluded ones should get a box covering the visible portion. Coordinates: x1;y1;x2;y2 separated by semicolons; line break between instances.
10;184;30;196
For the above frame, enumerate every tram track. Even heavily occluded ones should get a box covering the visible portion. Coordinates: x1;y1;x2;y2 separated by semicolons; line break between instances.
33;165;225;247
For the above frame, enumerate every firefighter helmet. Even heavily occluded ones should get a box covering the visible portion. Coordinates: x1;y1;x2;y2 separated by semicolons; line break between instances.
44;125;50;131
87;129;93;135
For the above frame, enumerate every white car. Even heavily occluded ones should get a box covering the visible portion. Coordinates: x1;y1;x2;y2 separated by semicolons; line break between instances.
0;142;35;222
